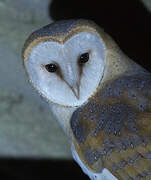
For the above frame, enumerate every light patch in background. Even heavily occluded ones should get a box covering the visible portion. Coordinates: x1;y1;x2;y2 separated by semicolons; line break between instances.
0;89;71;158
0;0;72;159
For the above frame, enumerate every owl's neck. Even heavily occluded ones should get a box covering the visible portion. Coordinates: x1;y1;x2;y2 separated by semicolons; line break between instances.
102;47;148;85
50;103;77;138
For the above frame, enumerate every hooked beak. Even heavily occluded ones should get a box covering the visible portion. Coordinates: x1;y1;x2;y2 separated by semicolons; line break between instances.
63;64;80;100
70;83;80;99
66;81;80;100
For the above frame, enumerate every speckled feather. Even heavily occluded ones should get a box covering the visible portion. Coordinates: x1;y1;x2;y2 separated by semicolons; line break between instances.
71;69;151;180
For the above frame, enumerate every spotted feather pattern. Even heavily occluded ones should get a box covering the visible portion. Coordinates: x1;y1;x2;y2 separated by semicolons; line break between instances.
71;71;151;180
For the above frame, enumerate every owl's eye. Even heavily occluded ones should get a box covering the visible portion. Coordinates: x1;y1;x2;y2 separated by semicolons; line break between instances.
45;63;58;73
79;52;89;64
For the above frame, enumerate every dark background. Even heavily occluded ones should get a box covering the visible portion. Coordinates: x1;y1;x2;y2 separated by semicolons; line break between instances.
2;0;150;179
0;158;88;179
50;0;151;71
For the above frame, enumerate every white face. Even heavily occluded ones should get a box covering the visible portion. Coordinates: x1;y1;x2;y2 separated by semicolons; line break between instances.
25;32;106;107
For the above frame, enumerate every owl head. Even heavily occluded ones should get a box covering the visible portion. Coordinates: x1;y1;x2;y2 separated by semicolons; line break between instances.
22;19;120;107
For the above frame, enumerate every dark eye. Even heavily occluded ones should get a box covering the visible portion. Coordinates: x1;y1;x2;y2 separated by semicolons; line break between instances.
45;63;58;73
79;52;89;64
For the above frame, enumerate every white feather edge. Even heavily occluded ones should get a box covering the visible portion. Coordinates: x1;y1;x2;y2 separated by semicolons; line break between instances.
71;143;118;180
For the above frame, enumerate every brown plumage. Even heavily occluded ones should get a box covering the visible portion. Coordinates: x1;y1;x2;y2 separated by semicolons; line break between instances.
71;70;151;180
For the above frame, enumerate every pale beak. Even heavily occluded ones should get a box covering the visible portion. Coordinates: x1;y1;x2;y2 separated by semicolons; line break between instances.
70;83;80;100
65;81;80;100
63;64;80;99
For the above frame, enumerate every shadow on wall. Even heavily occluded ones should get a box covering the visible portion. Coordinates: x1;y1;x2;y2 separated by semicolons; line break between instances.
49;0;151;72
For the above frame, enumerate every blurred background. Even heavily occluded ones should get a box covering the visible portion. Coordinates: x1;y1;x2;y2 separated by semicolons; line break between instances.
0;0;150;179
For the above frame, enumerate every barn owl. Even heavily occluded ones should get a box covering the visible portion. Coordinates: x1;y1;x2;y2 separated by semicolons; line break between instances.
22;19;151;180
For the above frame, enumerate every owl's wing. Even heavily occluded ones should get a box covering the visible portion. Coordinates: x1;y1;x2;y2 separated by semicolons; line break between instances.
72;129;151;180
103;141;151;180
72;135;151;180
70;73;151;180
